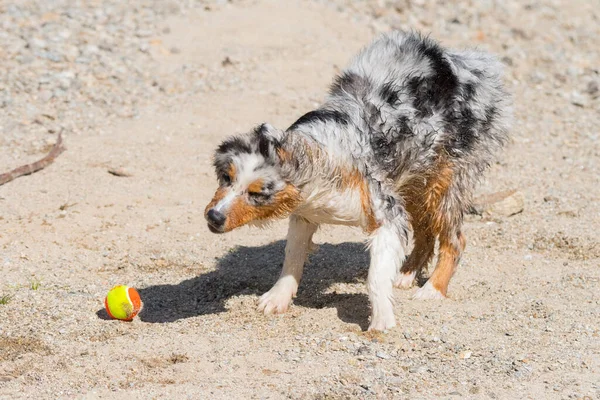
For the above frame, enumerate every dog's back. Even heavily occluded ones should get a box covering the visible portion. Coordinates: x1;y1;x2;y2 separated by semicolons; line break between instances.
289;31;511;186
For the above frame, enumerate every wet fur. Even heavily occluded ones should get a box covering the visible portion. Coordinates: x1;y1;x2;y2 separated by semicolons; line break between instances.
205;31;511;330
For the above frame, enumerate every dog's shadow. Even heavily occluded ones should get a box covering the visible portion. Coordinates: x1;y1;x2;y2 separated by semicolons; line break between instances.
129;241;371;330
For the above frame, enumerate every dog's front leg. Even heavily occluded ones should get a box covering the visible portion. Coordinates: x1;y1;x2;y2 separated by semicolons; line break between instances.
258;215;318;314
368;222;406;331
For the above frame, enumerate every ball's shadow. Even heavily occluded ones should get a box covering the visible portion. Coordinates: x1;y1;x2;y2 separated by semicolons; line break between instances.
128;241;371;329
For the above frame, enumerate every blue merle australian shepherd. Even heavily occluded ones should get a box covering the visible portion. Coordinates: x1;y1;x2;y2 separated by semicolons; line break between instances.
204;31;511;331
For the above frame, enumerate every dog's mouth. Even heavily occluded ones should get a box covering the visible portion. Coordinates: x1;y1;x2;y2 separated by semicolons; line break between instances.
207;222;225;234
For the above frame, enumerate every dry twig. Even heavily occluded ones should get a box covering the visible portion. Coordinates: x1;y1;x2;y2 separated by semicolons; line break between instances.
107;167;132;177
0;131;65;187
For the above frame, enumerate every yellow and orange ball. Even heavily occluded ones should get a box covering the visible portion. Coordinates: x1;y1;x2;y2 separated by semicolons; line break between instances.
104;285;142;321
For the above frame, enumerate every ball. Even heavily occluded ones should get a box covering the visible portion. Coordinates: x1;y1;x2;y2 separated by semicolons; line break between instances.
104;285;142;321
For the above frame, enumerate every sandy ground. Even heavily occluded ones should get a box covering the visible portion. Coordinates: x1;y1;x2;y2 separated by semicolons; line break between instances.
1;0;599;398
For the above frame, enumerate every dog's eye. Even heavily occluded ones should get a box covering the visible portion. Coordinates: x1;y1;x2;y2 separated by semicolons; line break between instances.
248;191;268;199
221;174;231;184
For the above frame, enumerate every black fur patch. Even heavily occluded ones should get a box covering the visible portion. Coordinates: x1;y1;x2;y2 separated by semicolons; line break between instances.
462;82;476;103
481;106;498;133
417;39;459;107
405;36;459;118
379;81;400;106
288;109;349;131
252;123;281;162
329;72;370;98
444;106;477;154
216;136;251;155
408;76;434;118
394;115;413;138
456;108;477;150
257;135;272;160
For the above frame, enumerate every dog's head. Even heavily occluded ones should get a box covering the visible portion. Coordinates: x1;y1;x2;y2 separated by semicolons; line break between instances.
204;124;300;233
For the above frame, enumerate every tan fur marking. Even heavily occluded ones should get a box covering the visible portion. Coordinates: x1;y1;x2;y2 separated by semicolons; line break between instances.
248;179;264;194
425;161;454;234
428;231;465;296
402;158;461;280
204;187;229;216
224;184;301;231
339;168;380;234
404;159;455;236
277;148;292;163
228;164;237;182
400;230;435;274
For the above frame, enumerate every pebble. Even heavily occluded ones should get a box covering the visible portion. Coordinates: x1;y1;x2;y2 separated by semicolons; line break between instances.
376;351;390;359
585;81;598;96
470;189;525;217
570;92;589;108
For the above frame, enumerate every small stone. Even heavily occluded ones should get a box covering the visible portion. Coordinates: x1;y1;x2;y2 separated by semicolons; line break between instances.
83;44;100;56
356;345;371;356
528;71;545;84
584;81;598;96
459;350;472;359
376;351;390;359
470;189;524;217
570;91;589;108
135;29;153;38
28;38;48;49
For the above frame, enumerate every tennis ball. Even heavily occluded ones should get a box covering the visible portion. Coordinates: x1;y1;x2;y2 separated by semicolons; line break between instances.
104;285;142;321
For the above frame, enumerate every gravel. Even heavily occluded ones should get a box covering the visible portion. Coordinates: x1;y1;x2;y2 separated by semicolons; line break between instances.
1;0;599;399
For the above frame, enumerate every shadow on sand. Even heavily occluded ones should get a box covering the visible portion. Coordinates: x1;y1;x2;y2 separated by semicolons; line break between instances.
102;241;372;329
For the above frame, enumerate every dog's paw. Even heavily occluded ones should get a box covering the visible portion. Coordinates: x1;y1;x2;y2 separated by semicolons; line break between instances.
394;271;416;289
368;312;396;332
412;280;446;300
258;282;296;314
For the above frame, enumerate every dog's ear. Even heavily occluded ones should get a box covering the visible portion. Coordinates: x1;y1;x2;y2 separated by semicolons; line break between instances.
254;123;283;161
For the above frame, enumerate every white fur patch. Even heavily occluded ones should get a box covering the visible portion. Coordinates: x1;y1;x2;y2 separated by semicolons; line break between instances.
258;275;297;314
367;224;404;331
295;186;364;226
394;270;417;289
258;216;318;315
412;280;446;300
213;190;236;213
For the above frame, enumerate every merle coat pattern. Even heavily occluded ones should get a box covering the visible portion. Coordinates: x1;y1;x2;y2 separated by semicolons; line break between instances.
205;31;511;331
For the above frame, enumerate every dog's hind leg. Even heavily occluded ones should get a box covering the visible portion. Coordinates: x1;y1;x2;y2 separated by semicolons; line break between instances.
394;178;437;289
413;227;465;299
395;228;435;289
411;161;468;299
258;215;318;314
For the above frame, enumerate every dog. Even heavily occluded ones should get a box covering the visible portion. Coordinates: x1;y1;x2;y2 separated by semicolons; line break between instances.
204;31;511;331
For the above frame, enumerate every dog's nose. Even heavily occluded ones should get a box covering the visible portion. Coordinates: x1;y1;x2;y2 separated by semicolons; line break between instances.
206;209;226;227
